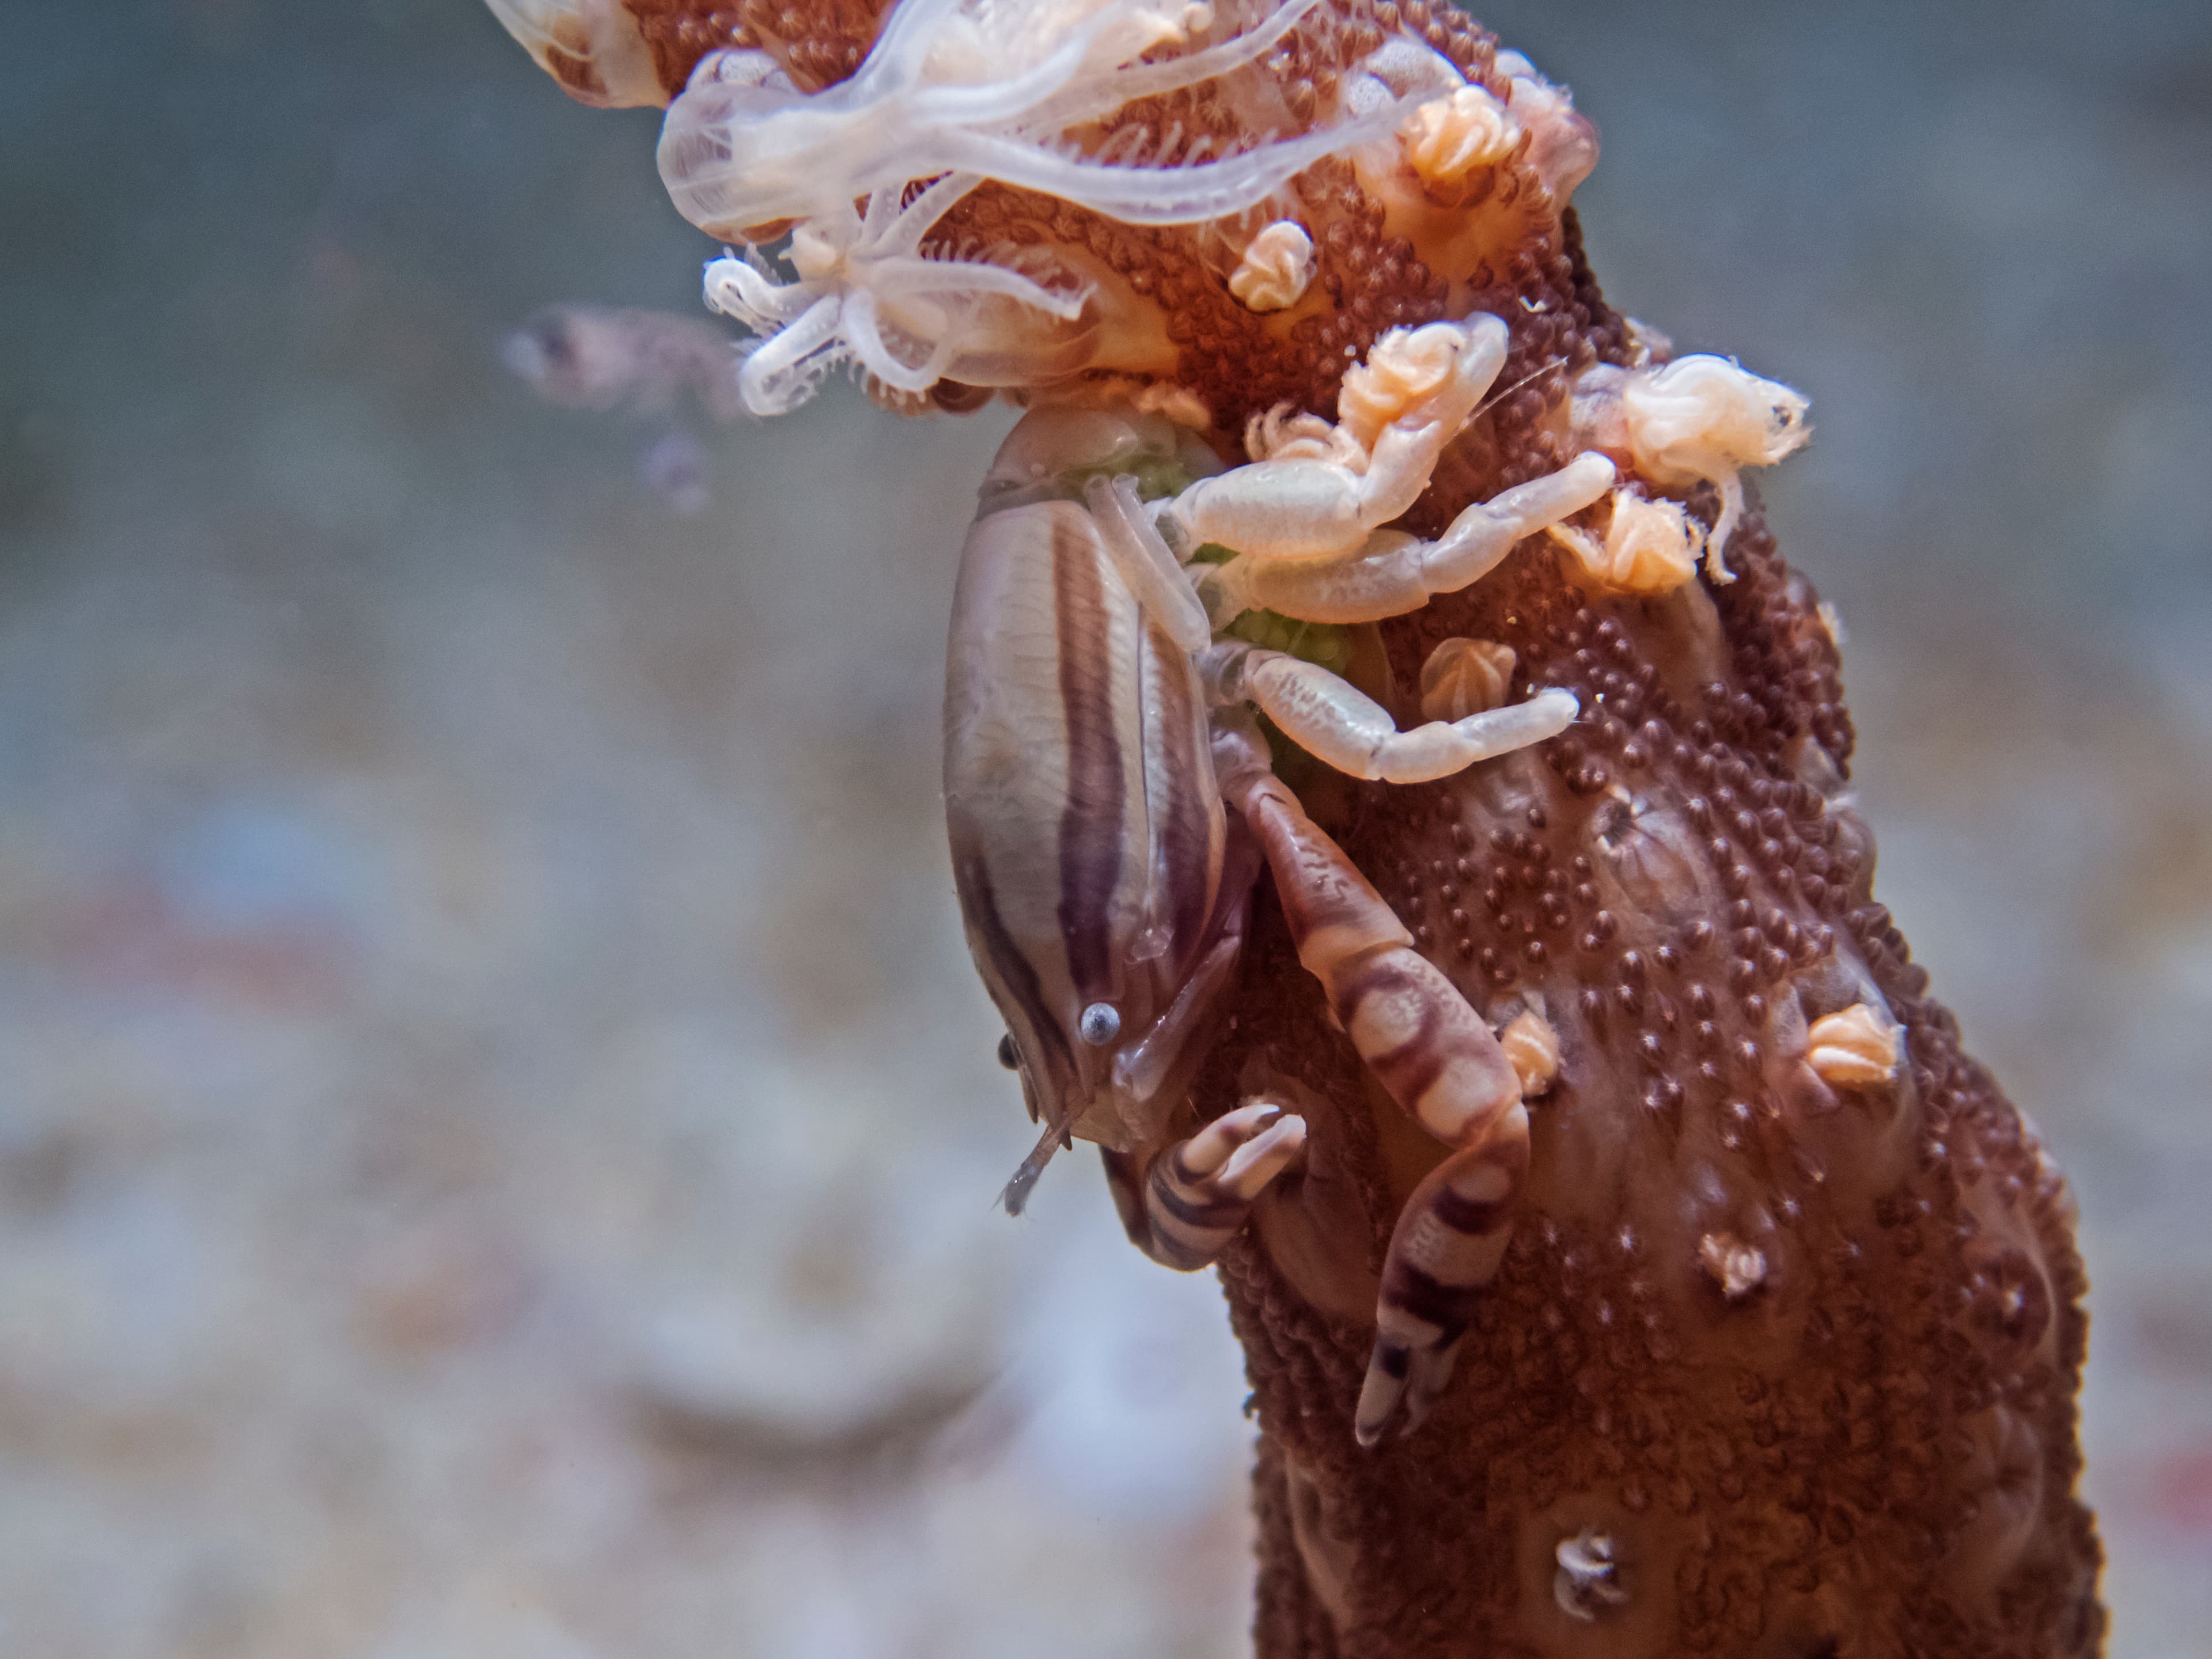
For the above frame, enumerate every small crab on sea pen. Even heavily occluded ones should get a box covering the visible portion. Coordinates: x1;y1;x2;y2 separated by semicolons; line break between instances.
481;2;2105;1654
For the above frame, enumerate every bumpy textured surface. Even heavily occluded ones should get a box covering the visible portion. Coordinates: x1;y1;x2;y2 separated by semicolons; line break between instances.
1205;505;2103;1655
620;0;891;94
492;2;2104;1651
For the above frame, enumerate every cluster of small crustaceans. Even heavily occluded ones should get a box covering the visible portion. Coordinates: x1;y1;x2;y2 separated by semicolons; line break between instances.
484;0;1819;1445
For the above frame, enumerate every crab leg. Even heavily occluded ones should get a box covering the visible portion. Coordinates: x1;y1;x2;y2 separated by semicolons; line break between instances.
1085;474;1212;652
1101;1100;1309;1271
1199;453;1616;625
1213;718;1532;1444
1203;641;1578;785
1162;317;1512;566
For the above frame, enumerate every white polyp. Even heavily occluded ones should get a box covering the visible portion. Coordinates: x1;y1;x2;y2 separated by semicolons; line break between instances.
1419;638;1516;722
1228;221;1316;313
1499;1007;1561;1096
1554;1531;1630;1621
1337;314;1508;453
1548;487;1699;596
697;169;1100;413
1698;1233;1768;1300
1170;317;1512;569
1399;86;1519;187
1805;1003;1900;1086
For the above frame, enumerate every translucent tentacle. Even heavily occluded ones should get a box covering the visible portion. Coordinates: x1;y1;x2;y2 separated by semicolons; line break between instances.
850;0;968;94
735;294;846;414
906;25;1099;127
1027;0;1328;130
937;103;1405;225
703;255;819;330
874;172;984;256
867;253;1085;318
842;288;959;394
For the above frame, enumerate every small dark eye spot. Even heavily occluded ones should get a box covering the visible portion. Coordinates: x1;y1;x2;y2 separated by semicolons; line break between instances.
996;1033;1020;1070
1078;1002;1121;1046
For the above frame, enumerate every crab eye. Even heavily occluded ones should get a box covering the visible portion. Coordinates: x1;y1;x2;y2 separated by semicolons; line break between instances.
996;1033;1020;1070
1078;1002;1121;1046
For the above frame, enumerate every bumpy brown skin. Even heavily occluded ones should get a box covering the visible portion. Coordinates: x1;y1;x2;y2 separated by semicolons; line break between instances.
519;3;2105;1652
615;0;889;95
1206;503;2104;1656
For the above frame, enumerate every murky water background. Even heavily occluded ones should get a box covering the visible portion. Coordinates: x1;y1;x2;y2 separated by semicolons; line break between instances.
2;2;2207;1654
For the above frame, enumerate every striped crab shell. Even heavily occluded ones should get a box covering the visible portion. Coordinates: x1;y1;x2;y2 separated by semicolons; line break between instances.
943;409;1249;1207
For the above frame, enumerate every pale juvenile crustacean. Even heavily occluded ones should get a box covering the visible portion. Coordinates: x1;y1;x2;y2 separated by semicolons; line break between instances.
1571;353;1813;580
1180;320;1618;632
483;1;2103;1652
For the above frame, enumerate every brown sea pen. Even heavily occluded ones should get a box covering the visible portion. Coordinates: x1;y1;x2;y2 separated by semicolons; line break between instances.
480;1;2104;1650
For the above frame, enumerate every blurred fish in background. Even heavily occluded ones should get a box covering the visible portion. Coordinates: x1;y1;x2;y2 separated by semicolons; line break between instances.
0;1;2208;1656
501;305;745;423
502;305;741;515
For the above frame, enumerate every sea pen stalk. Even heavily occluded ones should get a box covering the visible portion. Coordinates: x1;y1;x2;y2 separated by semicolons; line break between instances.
481;2;2104;1650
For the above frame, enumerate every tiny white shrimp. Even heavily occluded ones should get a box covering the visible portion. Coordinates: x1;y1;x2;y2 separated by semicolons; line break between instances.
1573;355;1812;581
